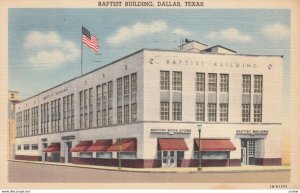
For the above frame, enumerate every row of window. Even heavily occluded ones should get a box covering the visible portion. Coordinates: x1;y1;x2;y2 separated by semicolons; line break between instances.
16;73;138;137
160;102;262;122
160;71;263;93
17;144;38;150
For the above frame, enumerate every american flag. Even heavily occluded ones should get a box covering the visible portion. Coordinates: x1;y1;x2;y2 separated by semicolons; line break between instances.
82;26;99;53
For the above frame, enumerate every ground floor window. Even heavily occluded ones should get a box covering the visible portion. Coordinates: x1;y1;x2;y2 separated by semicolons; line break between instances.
177;151;184;160
31;144;38;150
194;151;229;159
96;152;112;159
23;144;30;150
117;152;137;159
79;152;93;158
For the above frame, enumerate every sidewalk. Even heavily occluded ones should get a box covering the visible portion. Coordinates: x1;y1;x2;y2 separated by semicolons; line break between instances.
9;159;290;173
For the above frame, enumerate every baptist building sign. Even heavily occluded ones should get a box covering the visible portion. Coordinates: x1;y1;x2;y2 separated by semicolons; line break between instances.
236;129;269;135
150;128;191;135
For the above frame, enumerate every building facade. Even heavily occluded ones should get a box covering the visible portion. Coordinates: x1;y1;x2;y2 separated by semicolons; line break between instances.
15;41;283;168
8;90;21;160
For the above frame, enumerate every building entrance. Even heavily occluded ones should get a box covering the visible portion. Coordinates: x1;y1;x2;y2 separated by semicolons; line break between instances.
241;139;256;165
65;142;72;163
162;151;177;167
42;143;47;162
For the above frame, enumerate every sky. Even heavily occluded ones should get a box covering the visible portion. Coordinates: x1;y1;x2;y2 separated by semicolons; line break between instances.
9;9;290;100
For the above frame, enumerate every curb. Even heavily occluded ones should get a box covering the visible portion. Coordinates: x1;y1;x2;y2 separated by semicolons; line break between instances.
9;160;291;174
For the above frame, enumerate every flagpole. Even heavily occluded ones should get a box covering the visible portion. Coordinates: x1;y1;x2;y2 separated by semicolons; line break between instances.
81;25;83;75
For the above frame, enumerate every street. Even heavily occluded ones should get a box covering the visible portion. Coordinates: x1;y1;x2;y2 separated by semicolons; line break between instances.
9;161;290;183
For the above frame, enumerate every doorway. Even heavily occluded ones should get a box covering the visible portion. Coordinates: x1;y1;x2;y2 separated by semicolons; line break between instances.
42;143;48;162
65;142;72;163
241;139;256;165
162;151;177;167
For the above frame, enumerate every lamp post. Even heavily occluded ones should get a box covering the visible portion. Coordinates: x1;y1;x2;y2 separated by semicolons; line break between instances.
197;124;202;171
118;138;122;170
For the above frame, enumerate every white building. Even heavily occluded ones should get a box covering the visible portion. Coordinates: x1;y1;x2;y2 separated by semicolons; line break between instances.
15;40;283;168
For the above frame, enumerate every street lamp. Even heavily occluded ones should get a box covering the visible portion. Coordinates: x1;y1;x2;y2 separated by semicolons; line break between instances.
197;124;202;171
118;137;122;170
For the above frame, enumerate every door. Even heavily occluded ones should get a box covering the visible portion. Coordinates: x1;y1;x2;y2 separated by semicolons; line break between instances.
162;151;177;167
42;143;48;162
65;142;72;163
247;140;256;165
241;139;256;165
241;147;247;165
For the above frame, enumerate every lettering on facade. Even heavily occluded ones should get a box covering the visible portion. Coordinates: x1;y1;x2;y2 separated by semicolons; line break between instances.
41;138;47;142
150;128;191;135
149;58;262;69
43;88;68;100
236;129;269;136
61;135;75;140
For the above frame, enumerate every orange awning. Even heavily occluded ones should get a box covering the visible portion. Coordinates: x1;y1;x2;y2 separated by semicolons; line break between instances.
87;139;113;152
107;138;136;152
43;143;60;153
158;138;188;151
194;138;236;151
71;140;93;152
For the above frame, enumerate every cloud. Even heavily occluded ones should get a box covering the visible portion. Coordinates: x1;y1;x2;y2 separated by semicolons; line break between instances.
24;31;80;68
207;28;253;43
173;27;192;36
107;20;167;46
262;23;289;40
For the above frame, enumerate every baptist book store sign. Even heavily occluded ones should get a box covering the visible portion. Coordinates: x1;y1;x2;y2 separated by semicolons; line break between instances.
150;128;191;135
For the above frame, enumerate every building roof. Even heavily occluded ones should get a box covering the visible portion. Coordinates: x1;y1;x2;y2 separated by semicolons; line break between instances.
202;45;237;53
178;40;208;47
17;48;283;104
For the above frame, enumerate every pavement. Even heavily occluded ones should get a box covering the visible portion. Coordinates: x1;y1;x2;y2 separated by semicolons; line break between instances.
9;159;290;173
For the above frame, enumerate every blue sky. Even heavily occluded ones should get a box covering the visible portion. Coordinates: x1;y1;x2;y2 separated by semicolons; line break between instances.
9;9;290;100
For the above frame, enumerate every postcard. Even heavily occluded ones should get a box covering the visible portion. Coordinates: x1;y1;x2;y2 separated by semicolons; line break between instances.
0;0;299;190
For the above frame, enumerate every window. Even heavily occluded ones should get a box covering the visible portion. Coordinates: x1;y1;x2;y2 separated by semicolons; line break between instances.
117;78;122;98
102;109;107;126
177;151;184;160
117;106;122;124
208;104;216;122
172;102;182;121
108;108;113;125
196;103;205;122
160;102;169;121
17;145;21;150
219;104;228;122
254;104;262;122
131;103;137;122
196;73;205;91
102;83;107;101
124;105;130;123
24;144;30;150
208;73;217;92
220;74;229;92
117;152;137;159
242;104;250;122
124;76;129;96
96;152;112;158
160;71;170;90
242;75;251;93
79;152;93;158
96;85;102;102
172;71;182;91
254;75;263;93
108;81;113;99
131;73;137;94
97;110;102;127
31;144;38;150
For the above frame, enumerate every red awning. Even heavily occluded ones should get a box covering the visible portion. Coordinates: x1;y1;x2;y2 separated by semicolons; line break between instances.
71;140;93;152
86;139;113;152
43;143;60;153
107;138;136;152
158;138;189;151
194;139;236;151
